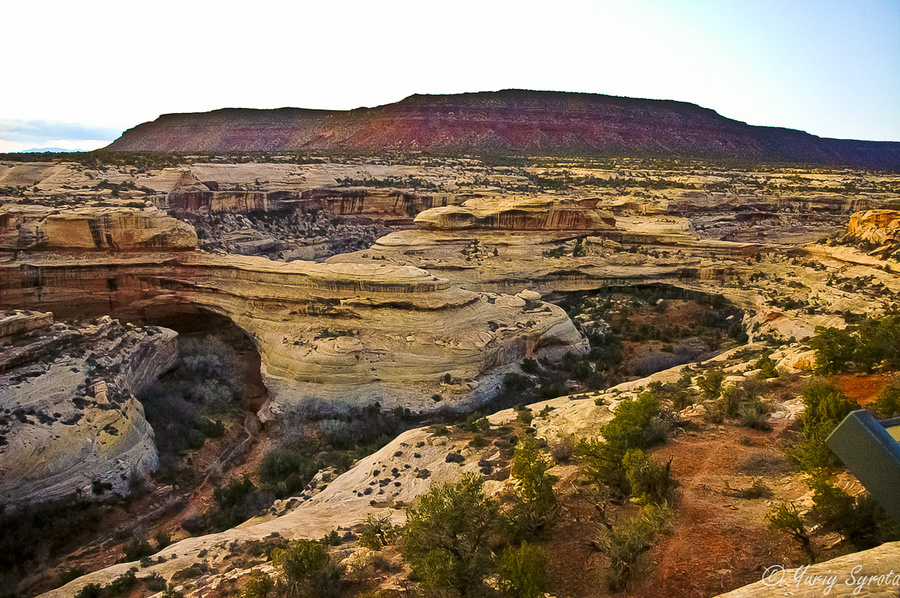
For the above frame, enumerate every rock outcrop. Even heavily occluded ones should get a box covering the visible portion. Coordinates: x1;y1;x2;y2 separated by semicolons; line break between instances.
0;205;197;252
105;90;900;169
0;248;586;415
0;312;176;509
716;541;900;597
413;197;616;231
845;209;900;246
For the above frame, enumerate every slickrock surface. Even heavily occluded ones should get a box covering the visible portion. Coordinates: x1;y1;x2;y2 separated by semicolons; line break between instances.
716;542;900;597
0;250;586;414
0;313;176;509
0;205;197;251
41;391;617;598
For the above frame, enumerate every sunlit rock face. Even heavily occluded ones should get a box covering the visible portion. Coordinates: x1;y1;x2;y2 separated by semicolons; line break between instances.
845;209;900;246
0;205;197;252
0;312;176;509
0;222;587;414
413;197;616;231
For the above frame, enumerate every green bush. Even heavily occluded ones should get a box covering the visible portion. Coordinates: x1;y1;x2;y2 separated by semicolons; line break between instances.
498;542;548;598
810;326;857;373
505;437;558;539
872;382;900;418
755;354;778;379
697;368;725;400
577;391;663;492
504;372;529;392
122;539;154;562
241;570;275;598
790;379;858;472
622;449;675;505
599;503;671;591
809;475;900;550
358;514;397;550
273;540;343;598
766;502;816;564
521;358;539;374
401;474;499;596
74;583;102;598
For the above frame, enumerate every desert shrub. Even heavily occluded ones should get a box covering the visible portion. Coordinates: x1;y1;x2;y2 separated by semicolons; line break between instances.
577;391;663;493
272;540;342;598
498;542;548;598
107;569;138;594
766;502;816;564
808;475;900;550
521;358;538;374
145;573;167;591
872;382;900;418
504;437;558;540
401;474;499;596
697;368;725;400
74;584;102;598
241;570;274;598
790;379;858;472
854;315;900;371
516;405;534;426
122;539;154;562
504;372;529;392
810;326;857;374
206;477;272;532
358;514;397;550
718;385;742;418
622;449;675;505
737;398;771;431
598;503;672;591
755;354;779;379
154;530;172;550
549;433;576;462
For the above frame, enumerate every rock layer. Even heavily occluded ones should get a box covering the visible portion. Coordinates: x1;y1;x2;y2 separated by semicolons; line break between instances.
845;209;900;246
0;313;175;509
413;197;616;231
0;250;586;414
0;205;197;252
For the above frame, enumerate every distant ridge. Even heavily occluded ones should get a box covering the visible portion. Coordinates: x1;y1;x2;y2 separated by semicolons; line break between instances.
106;90;900;169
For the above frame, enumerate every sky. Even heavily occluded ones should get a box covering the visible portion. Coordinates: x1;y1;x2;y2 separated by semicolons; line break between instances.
1;0;898;152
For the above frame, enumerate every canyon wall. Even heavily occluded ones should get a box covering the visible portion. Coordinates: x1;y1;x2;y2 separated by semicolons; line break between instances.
0;313;175;509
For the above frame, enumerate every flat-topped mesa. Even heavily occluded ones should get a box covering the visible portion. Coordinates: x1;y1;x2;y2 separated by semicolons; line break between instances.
845;209;900;246
414;197;616;232
0;205;197;252
0;313;175;510
0;253;587;414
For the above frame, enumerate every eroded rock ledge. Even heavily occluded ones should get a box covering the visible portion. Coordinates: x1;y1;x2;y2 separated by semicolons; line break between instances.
0;246;586;414
0;312;176;509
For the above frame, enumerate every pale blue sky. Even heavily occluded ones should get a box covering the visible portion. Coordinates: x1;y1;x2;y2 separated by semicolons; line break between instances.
1;0;897;151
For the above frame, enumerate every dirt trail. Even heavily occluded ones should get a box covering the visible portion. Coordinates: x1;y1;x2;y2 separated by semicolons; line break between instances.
631;422;801;598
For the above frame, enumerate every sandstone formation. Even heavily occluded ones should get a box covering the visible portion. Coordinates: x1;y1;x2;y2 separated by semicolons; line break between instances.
845;209;900;246
413;196;616;231
105;90;900;169
0;312;176;509
328;204;761;295
0;247;587;415
716;542;900;597
0;205;197;252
